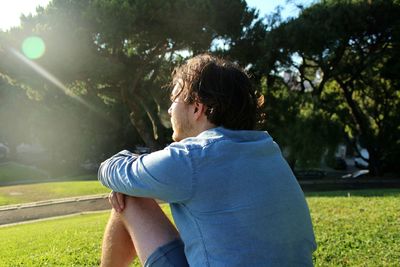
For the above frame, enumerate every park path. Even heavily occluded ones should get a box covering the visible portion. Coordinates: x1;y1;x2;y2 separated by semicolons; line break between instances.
1;178;399;227
0;194;110;226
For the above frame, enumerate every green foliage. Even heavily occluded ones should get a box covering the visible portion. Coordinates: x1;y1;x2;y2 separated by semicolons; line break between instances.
263;79;343;168
0;181;108;206
2;0;399;176
0;84;34;159
0;0;258;152
0;76;130;176
261;0;400;175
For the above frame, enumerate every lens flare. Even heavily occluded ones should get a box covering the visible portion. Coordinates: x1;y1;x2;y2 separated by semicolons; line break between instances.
22;36;46;59
8;47;117;126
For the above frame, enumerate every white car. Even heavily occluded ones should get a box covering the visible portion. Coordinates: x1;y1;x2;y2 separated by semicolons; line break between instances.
341;169;370;179
354;148;369;169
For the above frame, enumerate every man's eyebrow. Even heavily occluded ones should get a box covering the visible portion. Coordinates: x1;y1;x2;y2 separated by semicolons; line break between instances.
170;93;178;101
170;86;183;101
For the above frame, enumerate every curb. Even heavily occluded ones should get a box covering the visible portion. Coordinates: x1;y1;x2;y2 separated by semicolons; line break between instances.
0;194;109;211
0;194;110;226
0;210;109;228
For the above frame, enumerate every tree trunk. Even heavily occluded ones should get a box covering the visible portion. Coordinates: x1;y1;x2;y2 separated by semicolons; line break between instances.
337;79;383;176
364;146;383;177
121;70;165;151
127;101;168;151
128;109;163;151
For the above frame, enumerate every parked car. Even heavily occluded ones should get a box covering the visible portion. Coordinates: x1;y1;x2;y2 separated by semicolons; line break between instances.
341;169;370;179
354;148;369;169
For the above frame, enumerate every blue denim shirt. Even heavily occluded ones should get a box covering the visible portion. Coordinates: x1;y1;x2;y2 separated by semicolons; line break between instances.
98;127;317;266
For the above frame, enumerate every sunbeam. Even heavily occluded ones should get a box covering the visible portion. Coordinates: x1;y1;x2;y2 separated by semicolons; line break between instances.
8;47;117;125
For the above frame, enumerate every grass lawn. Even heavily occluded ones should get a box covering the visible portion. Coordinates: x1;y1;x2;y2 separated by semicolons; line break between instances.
307;189;400;266
0;206;172;267
0;181;110;206
0;161;98;186
0;189;399;266
0;162;49;184
0;212;109;267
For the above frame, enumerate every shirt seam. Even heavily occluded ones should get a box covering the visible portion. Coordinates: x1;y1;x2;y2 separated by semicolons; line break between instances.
184;148;210;266
181;136;230;153
186;146;196;202
181;204;211;267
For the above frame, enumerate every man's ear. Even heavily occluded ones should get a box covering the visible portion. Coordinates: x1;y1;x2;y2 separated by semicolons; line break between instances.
193;102;205;120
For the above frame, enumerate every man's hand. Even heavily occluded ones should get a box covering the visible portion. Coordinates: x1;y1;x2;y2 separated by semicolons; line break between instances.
108;191;125;213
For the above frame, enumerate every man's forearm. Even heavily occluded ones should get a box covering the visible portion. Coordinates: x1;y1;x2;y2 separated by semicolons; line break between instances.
98;150;138;194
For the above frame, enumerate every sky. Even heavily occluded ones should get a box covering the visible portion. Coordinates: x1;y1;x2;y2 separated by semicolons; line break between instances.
0;0;314;31
246;0;315;20
0;0;51;31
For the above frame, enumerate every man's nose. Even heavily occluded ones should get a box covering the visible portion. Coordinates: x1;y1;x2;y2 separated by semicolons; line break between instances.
168;106;172;115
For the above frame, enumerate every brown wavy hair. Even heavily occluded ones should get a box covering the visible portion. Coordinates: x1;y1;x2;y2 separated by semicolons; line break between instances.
171;54;264;130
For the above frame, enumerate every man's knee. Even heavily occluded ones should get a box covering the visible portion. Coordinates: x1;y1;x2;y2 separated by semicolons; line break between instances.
123;195;157;206
119;196;167;229
122;196;160;215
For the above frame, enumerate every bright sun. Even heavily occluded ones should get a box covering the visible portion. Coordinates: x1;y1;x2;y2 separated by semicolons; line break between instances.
0;0;51;31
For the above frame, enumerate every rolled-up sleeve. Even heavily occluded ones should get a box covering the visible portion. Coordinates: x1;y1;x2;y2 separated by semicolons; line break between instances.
98;145;194;203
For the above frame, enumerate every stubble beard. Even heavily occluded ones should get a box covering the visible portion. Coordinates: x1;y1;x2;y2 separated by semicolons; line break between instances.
172;116;194;142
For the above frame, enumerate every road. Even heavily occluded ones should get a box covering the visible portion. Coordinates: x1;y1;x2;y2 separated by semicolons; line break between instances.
0;194;110;226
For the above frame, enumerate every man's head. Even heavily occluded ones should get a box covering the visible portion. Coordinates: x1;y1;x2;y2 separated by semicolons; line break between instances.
168;53;263;141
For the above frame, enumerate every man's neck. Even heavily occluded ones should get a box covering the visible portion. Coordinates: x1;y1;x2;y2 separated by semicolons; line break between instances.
192;121;217;137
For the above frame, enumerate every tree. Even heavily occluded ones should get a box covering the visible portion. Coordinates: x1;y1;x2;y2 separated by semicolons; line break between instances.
0;82;32;159
223;5;344;171
260;77;344;170
0;72;127;174
0;0;257;151
261;0;400;175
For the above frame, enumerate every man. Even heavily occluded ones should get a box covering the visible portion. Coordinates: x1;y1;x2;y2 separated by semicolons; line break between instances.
98;54;317;267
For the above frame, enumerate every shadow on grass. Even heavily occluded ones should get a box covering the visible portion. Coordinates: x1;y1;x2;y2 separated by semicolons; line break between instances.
0;161;97;186
305;188;400;197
